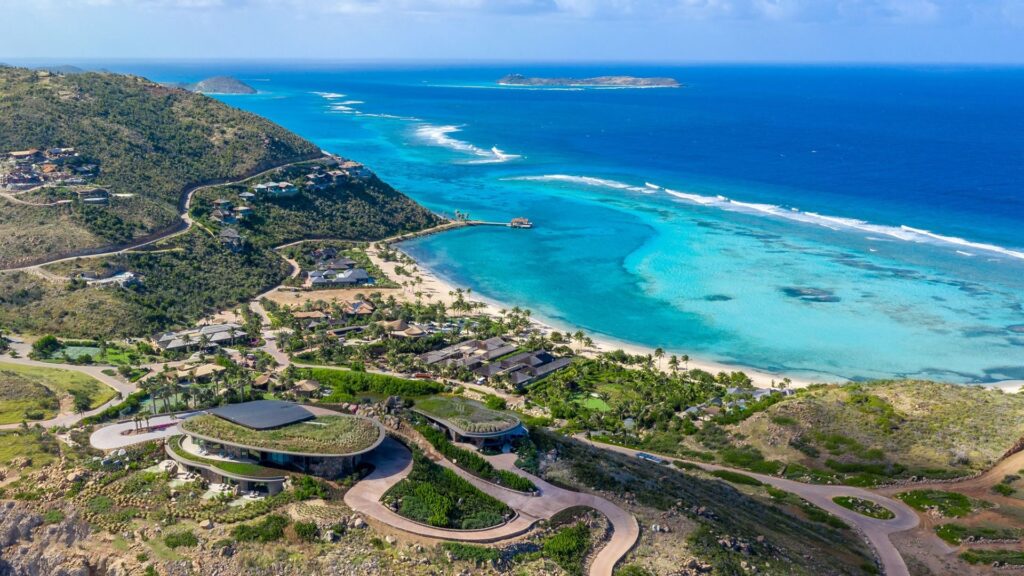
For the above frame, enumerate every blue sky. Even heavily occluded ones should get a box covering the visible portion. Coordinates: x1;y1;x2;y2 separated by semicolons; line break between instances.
2;0;1023;63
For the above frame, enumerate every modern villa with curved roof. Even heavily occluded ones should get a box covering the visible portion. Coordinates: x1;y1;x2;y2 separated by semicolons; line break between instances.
167;400;385;494
413;396;526;449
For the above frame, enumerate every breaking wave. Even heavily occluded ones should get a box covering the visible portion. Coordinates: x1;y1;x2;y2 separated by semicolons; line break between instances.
514;174;1024;261
414;124;520;164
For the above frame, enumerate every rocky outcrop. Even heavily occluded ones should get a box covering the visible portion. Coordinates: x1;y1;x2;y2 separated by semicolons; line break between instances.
0;501;96;576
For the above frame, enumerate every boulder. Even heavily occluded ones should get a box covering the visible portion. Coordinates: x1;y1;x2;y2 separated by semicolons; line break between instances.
199;519;214;530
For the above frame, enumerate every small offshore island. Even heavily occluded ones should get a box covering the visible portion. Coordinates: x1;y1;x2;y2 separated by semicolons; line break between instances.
498;73;680;88
179;75;257;94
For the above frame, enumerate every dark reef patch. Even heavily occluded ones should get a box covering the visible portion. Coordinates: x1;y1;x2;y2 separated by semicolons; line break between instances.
704;294;734;302
780;287;841;303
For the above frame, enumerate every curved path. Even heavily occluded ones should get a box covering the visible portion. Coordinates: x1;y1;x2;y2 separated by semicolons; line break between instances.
345;438;639;576
579;437;919;576
1;156;324;274
89;414;183;450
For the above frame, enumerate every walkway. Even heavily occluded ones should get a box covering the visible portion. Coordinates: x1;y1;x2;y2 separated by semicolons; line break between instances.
579;437;919;576
345;438;639;576
89;414;183;451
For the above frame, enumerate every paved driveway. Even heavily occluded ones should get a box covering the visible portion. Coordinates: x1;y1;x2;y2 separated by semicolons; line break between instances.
345;438;639;576
89;415;183;451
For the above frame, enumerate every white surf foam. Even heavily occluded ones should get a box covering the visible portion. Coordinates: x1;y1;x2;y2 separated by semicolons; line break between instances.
415;124;520;164
509;175;653;194
313;91;346;99
516;173;1024;261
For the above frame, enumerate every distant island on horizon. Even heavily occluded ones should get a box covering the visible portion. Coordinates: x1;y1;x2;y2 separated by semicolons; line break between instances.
161;75;257;95
498;73;680;88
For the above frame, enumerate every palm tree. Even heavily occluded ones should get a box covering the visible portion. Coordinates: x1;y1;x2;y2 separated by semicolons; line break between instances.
669;355;680;374
681;354;690;370
654;347;665;371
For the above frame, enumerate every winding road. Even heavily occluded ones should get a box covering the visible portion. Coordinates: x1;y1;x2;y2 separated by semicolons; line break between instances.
1;155;324;274
345;437;639;576
577;436;920;576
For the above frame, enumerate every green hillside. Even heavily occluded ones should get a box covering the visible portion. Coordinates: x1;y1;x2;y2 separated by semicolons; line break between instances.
0;65;321;267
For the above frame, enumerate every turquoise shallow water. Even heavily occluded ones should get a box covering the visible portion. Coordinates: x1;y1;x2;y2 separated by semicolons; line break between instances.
114;63;1024;383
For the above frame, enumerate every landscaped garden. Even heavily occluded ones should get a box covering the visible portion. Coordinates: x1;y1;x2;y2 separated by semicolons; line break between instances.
180;413;381;455
0;361;116;423
414;420;536;492
414;395;520;435
167;435;287;479
382;450;512;529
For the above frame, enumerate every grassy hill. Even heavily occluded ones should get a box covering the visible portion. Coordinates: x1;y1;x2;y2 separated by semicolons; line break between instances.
0;362;115;423
731;381;1024;483
0;65;321;267
0;68;441;337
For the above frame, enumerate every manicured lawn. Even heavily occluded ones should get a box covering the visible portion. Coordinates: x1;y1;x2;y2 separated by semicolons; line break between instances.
0;362;116;423
576;396;611;412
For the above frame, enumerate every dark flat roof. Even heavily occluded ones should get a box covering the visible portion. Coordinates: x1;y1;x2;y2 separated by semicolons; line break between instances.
208;400;314;430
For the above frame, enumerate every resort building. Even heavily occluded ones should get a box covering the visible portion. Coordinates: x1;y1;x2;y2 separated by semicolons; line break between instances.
413;396;526;449
253;181;298;198
473;350;571;388
419;337;517;370
168;400;385;494
155;323;247;352
309;267;370;287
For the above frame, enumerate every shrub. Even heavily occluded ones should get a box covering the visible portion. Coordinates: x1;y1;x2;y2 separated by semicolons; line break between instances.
232;514;289;542
543;522;591;576
896;490;978;518
293;475;328;500
293;520;319;542
440;542;500;564
42;509;65;524
831;496;895;520
164;530;198;549
993;483;1015;497
710;470;763;486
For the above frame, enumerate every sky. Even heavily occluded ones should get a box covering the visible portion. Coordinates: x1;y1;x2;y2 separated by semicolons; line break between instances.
2;0;1024;63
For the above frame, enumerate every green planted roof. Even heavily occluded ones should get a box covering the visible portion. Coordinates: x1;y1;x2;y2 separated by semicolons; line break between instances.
414;396;519;435
181;413;381;456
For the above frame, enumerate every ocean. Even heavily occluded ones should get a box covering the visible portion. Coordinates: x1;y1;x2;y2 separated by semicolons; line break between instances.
108;62;1024;383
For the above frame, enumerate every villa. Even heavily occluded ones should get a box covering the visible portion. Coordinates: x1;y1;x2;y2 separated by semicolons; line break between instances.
253;181;298;198
419;337;517;370
413;396;526;449
155;322;247;352
472;350;571;388
167;400;385;494
309;267;370;287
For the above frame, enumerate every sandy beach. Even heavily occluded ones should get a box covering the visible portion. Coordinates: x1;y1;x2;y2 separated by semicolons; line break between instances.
253;237;1024;394
365;243;823;389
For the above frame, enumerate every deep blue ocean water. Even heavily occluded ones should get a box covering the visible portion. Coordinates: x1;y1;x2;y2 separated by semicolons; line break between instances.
109;62;1024;383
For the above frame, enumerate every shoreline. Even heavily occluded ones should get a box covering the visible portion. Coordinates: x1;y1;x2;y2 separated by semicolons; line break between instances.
371;241;823;390
366;234;1023;394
